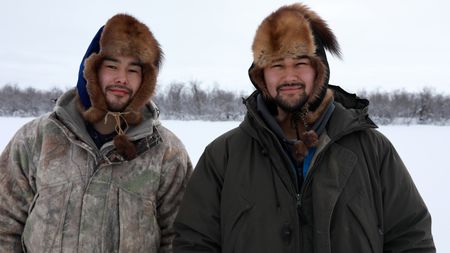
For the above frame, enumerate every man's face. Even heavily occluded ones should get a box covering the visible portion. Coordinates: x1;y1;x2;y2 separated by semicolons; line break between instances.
263;57;316;113
98;55;143;112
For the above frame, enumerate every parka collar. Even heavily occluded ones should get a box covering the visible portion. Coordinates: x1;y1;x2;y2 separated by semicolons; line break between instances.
243;85;375;142
240;86;376;193
53;88;160;149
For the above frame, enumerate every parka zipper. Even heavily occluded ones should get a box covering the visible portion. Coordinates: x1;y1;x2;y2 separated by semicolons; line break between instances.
298;124;372;199
294;124;373;252
297;193;307;216
246;100;306;251
296;193;307;224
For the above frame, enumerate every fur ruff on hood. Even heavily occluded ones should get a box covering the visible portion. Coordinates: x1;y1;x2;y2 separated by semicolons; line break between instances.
249;3;341;112
76;13;163;160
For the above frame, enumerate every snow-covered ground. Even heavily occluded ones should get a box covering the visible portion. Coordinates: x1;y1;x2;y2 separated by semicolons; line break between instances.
1;117;449;251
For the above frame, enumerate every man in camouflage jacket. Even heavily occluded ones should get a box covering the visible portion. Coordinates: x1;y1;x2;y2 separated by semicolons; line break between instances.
0;14;192;252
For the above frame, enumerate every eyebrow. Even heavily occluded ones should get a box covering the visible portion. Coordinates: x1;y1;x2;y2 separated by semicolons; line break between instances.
103;56;142;67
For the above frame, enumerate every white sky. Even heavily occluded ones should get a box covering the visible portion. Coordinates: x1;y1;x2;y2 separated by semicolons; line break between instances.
1;0;449;95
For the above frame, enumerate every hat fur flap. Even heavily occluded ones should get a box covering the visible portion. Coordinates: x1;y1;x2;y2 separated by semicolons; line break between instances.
250;3;341;109
82;14;163;125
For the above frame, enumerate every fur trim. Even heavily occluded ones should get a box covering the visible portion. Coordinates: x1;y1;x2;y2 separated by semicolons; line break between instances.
249;3;341;112
293;130;318;162
114;134;137;160
305;88;334;125
291;88;333;164
252;3;340;67
81;14;163;124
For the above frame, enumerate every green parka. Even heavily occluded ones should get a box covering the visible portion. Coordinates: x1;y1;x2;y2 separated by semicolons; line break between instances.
174;87;435;253
0;89;192;252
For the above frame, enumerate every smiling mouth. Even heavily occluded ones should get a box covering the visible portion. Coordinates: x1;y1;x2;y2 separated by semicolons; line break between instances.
277;83;304;92
109;89;129;95
107;86;131;96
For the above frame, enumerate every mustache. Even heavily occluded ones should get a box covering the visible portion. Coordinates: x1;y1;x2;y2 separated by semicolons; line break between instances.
276;82;305;92
106;85;132;94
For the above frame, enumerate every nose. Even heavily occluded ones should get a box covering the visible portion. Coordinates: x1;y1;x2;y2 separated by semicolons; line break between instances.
284;67;299;83
114;69;128;85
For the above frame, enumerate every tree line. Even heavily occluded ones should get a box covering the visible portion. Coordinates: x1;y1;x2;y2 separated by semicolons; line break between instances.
1;82;449;124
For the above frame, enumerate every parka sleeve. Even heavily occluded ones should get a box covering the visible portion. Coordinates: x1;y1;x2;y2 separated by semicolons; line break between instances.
377;133;435;252
173;145;224;253
0;125;36;252
156;138;193;253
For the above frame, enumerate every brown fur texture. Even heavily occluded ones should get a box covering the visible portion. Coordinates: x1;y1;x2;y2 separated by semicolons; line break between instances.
82;14;163;125
249;3;340;112
113;134;137;160
80;14;162;160
293;130;318;162
304;88;334;125
252;5;316;68
291;89;333;164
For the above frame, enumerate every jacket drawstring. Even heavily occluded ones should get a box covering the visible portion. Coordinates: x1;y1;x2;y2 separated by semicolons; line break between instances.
104;111;130;135
104;111;138;160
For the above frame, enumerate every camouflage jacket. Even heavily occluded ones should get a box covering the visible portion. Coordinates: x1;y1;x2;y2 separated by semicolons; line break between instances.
0;89;193;253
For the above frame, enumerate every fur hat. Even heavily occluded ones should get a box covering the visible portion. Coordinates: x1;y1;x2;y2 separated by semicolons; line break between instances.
76;14;163;160
79;13;163;124
248;3;341;111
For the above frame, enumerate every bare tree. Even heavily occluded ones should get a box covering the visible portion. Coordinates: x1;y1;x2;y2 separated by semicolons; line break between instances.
189;81;207;116
1;83;449;124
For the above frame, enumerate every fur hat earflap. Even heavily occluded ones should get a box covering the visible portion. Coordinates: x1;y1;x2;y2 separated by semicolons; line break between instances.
79;13;163;125
249;3;341;111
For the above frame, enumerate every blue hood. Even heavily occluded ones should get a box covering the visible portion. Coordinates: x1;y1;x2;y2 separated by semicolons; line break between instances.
76;26;104;109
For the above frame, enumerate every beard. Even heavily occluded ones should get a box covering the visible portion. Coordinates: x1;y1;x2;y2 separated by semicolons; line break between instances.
107;99;131;112
105;85;133;112
273;83;309;113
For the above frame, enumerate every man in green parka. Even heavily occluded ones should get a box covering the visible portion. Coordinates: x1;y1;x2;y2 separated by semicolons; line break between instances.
173;3;435;253
0;14;192;252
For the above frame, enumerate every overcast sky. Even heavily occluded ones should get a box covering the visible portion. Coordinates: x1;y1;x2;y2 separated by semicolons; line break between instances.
2;0;449;95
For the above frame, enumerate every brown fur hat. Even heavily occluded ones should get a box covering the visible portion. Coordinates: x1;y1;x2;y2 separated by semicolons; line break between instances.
80;13;163;125
249;3;341;111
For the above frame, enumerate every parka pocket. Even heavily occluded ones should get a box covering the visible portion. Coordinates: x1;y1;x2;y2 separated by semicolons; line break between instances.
347;190;383;253
118;188;159;253
22;183;72;252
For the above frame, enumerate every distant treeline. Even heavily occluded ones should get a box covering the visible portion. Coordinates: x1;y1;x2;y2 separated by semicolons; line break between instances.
153;81;246;121
1;82;449;124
